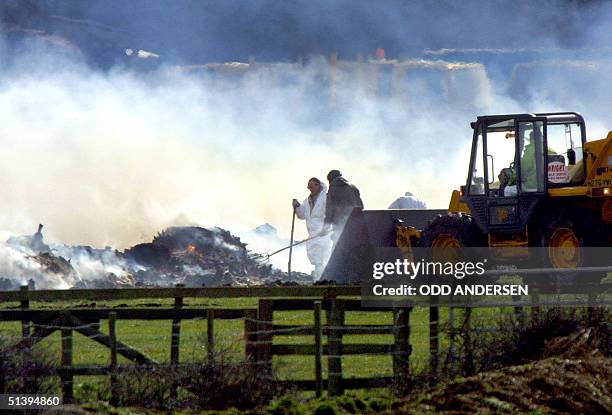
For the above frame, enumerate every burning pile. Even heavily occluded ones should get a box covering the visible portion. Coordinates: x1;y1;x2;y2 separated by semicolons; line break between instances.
125;226;309;287
1;225;310;290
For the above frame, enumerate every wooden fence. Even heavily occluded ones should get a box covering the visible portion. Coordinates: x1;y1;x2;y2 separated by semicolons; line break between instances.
0;285;414;401
1;284;603;402
251;298;411;396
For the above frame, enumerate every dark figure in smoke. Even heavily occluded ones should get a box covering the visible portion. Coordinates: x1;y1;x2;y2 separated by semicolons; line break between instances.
323;170;363;242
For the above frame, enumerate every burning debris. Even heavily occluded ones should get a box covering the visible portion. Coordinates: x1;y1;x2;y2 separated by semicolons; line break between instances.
125;226;309;287
7;224;50;253
30;252;74;277
0;224;309;290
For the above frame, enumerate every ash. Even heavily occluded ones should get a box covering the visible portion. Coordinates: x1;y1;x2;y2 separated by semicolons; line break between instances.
1;225;310;290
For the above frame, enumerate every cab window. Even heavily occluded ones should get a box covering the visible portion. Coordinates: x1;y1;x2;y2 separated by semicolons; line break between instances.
546;123;584;184
469;126;485;195
485;125;516;197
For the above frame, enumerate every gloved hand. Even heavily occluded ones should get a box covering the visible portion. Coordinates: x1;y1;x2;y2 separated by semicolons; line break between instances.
292;199;300;209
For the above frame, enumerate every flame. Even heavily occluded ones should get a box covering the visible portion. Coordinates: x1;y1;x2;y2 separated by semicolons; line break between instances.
187;244;197;253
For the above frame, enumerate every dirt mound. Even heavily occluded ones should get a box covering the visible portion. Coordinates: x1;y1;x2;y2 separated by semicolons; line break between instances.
393;330;612;415
543;327;601;359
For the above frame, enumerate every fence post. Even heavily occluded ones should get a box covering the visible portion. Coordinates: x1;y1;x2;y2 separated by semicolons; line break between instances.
0;357;4;394
171;284;184;365
393;307;411;393
327;298;344;396
244;309;256;364
314;301;323;397
61;313;73;404
461;307;475;376
169;285;184;402
587;292;596;321
207;309;215;363
109;312;118;406
429;298;439;380
257;299;274;378
20;285;30;339
531;292;540;323
445;306;458;376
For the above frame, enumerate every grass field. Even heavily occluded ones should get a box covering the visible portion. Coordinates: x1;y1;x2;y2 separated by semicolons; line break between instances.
2;295;606;414
0;296;524;404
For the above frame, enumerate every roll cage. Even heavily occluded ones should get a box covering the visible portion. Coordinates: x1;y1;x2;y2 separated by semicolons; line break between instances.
463;112;587;233
466;112;587;196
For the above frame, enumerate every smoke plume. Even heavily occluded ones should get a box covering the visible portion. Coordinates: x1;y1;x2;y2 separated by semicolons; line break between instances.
1;0;612;279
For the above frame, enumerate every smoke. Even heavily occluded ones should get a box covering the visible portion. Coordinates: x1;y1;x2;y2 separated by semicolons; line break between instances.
0;235;137;290
0;46;494;250
0;243;70;289
9;0;607;66
1;1;612;280
238;229;311;276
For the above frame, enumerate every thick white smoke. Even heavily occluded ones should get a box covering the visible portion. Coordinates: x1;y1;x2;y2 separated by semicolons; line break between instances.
0;48;497;249
0;243;70;288
2;1;612;282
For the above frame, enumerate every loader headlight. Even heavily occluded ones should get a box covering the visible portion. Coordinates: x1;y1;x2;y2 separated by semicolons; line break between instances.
592;187;611;197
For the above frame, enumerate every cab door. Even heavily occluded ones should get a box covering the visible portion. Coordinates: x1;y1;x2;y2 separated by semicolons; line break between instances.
484;118;547;232
483;119;520;232
514;118;547;229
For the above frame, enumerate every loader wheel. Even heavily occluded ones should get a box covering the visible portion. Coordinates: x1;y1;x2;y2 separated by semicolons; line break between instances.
528;207;608;287
548;227;581;269
420;213;486;249
419;213;487;264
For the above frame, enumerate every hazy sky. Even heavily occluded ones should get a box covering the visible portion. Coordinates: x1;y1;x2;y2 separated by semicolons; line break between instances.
1;0;611;258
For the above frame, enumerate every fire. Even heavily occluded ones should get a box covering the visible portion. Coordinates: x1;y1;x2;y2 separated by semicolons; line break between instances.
187;244;197;253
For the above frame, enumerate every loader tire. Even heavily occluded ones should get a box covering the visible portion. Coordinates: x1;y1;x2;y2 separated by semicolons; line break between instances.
419;212;486;251
527;206;609;288
419;213;488;285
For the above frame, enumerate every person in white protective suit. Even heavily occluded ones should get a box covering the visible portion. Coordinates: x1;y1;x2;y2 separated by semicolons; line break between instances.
388;191;427;209
292;177;333;281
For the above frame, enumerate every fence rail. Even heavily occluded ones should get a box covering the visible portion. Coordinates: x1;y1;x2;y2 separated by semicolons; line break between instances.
0;285;411;401
0;285;362;302
0;283;607;403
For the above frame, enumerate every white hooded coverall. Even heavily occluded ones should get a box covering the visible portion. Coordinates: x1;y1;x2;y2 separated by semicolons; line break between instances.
295;184;333;280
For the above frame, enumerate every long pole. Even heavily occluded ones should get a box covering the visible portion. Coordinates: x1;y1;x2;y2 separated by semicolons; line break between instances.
288;208;296;278
265;235;318;258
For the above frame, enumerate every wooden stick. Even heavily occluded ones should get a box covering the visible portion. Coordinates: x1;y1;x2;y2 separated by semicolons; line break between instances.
170;286;184;365
327;299;345;396
207;309;215;363
288;208;296;279
109;312;118;406
314;301;323;397
61;325;73;403
20;285;30;339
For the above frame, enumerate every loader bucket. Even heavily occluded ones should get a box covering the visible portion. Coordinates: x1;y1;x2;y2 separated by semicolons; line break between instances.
321;208;447;283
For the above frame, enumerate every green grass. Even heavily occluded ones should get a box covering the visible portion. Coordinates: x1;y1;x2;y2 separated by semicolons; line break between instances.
0;297;513;399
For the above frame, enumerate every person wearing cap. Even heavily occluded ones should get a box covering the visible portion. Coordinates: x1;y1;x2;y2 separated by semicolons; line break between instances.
388;191;427;209
323;170;363;241
292;178;332;280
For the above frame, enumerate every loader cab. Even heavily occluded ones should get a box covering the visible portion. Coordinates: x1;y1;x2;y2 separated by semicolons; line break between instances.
464;112;586;233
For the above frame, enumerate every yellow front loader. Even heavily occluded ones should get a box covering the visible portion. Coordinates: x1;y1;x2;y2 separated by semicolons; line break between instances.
323;112;611;283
